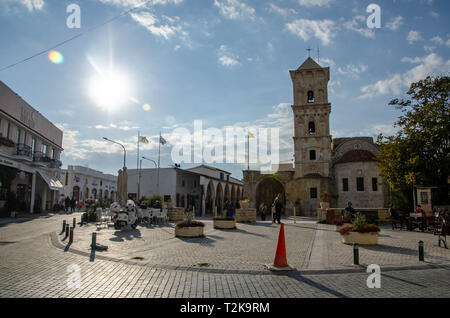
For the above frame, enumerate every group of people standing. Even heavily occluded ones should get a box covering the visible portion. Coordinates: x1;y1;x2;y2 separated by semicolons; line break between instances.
258;193;283;224
63;196;77;214
224;200;240;217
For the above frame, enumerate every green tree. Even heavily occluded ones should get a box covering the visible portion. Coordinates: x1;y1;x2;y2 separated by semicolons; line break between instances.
376;75;449;208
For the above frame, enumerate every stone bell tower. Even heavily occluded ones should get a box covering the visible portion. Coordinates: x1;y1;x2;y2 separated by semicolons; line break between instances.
289;57;332;211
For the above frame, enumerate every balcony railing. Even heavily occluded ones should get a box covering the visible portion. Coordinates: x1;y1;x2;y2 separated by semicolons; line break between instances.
15;143;32;158
33;151;52;162
49;159;62;169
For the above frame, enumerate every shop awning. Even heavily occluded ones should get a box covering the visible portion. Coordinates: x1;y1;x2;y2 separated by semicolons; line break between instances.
37;170;64;191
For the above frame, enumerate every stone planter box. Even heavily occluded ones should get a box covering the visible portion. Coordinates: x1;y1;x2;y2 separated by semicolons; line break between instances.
167;207;184;221
235;208;256;223
175;225;204;238
214;219;236;229
341;232;379;245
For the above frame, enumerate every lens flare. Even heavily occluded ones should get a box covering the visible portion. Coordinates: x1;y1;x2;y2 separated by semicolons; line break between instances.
48;50;64;64
142;104;151;111
88;72;130;110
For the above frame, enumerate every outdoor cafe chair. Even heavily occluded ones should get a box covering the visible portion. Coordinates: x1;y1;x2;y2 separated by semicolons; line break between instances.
96;208;109;229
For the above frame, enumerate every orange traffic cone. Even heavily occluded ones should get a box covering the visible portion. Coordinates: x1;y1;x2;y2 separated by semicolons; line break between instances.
266;222;293;271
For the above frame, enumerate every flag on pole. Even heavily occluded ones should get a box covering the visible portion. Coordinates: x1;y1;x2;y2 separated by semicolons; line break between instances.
159;136;167;145
139;136;149;144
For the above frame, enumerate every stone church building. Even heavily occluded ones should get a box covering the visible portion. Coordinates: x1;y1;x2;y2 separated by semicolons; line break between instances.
243;57;389;216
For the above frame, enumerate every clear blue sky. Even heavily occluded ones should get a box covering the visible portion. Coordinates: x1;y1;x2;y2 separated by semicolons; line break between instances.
1;0;449;179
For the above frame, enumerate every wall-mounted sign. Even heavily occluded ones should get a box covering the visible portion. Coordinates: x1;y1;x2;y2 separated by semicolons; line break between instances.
0;158;19;168
20;106;36;129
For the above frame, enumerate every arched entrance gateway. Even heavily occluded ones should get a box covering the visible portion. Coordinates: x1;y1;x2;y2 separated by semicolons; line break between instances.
72;186;80;201
215;183;223;215
205;181;215;215
256;177;286;214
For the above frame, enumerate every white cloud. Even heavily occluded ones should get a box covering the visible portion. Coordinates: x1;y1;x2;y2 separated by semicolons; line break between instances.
401;56;422;64
3;0;44;11
266;3;296;17
319;57;335;68
342;15;375;39
285;19;336;46
360;123;399;137
431;36;444;45
407;30;422;44
385;16;403;31
336;64;368;77
213;0;256;20
98;0;187;41
218;45;240;66
130;11;184;40
360;53;450;99
297;0;332;7
424;45;436;53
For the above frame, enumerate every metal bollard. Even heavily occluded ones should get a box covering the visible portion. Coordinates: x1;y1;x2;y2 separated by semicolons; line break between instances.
419;241;424;261
65;223;70;238
61;220;66;233
73;218;76;228
91;232;97;250
353;243;359;265
69;227;74;244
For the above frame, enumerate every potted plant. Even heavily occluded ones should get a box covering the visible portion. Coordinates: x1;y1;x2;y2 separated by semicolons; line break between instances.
320;191;330;209
339;212;380;245
239;199;249;209
175;210;205;238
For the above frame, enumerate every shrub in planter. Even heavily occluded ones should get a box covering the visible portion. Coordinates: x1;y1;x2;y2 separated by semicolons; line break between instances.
339;213;380;245
175;220;205;228
175;211;205;237
82;210;98;223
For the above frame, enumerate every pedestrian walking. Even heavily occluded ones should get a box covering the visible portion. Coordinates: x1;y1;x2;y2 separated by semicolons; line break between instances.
272;193;283;224
227;201;234;218
64;196;70;214
259;202;267;221
70;198;76;213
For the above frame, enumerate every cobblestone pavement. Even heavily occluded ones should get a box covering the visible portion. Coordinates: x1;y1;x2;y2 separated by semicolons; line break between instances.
1;215;450;298
52;216;450;271
1;234;450;298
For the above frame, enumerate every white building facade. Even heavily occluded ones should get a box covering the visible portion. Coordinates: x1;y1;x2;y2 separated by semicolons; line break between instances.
0;81;64;214
127;165;243;217
60;165;117;203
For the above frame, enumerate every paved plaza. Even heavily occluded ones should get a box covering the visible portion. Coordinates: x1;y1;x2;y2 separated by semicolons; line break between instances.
1;212;450;298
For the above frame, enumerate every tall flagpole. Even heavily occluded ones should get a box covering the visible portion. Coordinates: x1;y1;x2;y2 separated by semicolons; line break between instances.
247;132;250;171
137;130;140;201
157;131;161;196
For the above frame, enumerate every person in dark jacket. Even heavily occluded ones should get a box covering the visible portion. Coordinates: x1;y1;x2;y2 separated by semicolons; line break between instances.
64;196;70;214
259;202;267;221
273;194;283;224
70;198;76;213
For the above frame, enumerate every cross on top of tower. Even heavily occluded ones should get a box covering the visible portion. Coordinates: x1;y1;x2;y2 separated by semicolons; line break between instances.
306;47;312;58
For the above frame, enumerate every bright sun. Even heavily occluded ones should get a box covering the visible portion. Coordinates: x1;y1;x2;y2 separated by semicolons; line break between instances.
88;72;129;110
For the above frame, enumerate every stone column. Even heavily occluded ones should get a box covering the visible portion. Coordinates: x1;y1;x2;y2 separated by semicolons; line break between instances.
41;186;47;212
30;172;36;214
201;197;206;217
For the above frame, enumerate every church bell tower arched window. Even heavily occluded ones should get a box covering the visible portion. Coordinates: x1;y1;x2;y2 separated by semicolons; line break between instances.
308;121;316;134
307;90;314;103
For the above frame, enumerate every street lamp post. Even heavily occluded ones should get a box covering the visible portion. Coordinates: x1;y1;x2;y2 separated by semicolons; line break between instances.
139;156;157;200
103;137;127;204
103;137;126;168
